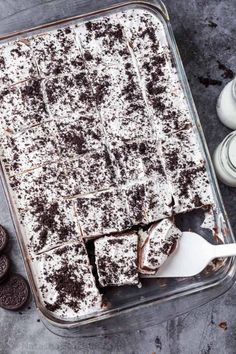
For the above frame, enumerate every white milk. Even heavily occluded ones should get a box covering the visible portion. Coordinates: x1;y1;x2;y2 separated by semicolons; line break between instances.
213;131;236;187
216;78;236;129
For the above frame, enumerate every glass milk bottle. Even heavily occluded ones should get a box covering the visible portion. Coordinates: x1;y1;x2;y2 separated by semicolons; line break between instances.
213;131;236;187
216;77;236;129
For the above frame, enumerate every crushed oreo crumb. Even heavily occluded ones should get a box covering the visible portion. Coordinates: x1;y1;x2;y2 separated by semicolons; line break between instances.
198;76;222;87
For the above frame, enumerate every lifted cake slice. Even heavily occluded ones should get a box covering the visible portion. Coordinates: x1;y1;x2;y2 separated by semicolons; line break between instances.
32;242;103;319
139;218;181;275
94;232;139;287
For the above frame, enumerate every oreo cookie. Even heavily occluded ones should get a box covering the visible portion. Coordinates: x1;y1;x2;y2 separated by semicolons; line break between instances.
0;226;8;252
0;273;29;310
0;254;10;282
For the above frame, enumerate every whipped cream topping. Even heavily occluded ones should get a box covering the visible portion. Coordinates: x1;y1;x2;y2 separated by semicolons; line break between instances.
0;40;38;87
75;189;132;238
43;73;97;119
144;179;173;222
110;140;148;184
89;64;154;144
94;232;139;287
162;127;204;175
65;148;117;196
139;218;182;274
1;121;60;176
125;178;172;226
19;200;79;254
54;115;103;160
30;27;85;78
0;79;48;135
75;15;130;69
170;165;214;214
0;8;216;318
9;161;71;209
33;242;103;319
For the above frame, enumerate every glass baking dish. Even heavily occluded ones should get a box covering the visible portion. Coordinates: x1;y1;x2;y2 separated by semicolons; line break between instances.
0;0;235;337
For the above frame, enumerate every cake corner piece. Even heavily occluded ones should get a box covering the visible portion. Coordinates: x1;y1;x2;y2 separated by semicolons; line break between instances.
33;242;103;320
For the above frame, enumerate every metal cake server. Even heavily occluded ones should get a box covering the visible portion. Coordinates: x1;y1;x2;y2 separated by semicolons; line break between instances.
156;231;236;278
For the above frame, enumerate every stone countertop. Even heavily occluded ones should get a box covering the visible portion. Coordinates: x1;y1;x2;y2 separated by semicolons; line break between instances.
0;0;236;353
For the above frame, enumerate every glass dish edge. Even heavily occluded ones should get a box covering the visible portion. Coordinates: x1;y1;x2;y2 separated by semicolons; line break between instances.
0;0;234;329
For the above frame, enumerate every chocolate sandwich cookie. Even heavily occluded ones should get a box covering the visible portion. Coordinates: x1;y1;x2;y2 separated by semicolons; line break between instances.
0;273;29;310
0;254;10;282
0;225;8;252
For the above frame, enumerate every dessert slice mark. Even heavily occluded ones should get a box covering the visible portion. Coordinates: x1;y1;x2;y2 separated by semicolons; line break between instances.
94;232;139;287
20;200;80;255
9;161;73;209
33;242;103;319
74;188;131;239
64;148;117;197
0;40;38;88
0;121;60;177
30;26;85;77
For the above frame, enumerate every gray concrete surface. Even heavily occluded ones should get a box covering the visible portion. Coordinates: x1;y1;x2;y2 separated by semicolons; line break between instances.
0;0;236;353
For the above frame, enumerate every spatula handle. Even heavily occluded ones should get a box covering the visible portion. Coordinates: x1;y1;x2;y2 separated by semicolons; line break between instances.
213;243;236;258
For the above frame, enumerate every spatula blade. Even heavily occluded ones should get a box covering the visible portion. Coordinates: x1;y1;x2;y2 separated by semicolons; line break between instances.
155;231;213;278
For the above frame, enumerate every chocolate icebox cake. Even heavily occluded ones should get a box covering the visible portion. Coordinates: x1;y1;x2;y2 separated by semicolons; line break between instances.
0;8;215;320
